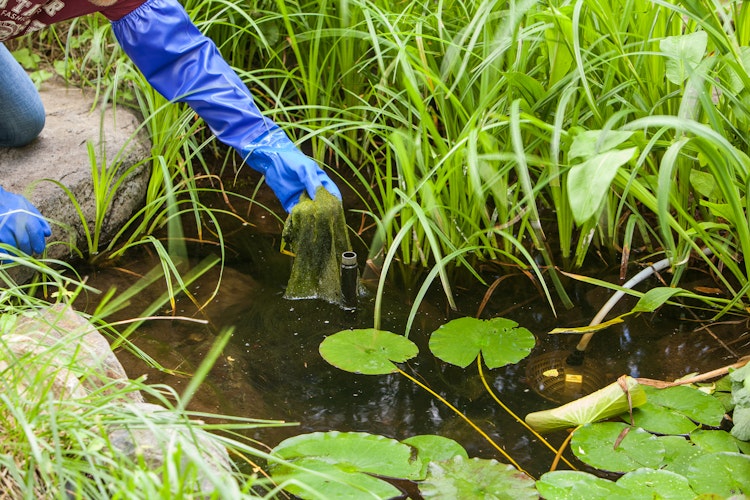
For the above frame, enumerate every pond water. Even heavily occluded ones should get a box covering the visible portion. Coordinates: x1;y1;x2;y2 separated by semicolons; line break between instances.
74;196;748;479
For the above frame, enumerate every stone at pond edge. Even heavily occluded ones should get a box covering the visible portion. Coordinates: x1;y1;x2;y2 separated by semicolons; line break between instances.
0;79;151;282
282;187;351;304
0;303;237;494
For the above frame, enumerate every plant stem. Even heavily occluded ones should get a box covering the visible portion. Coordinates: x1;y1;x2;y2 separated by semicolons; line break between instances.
396;367;533;478
476;355;576;471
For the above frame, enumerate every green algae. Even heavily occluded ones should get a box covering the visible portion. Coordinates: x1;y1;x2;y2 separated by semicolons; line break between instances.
282;188;351;304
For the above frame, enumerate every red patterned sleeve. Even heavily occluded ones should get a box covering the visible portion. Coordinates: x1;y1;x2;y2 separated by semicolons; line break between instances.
99;0;149;21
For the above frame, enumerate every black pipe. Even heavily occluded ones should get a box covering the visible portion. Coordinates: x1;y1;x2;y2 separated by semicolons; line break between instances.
341;251;359;310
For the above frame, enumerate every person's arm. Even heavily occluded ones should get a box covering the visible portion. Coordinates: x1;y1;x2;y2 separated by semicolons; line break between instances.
109;0;341;212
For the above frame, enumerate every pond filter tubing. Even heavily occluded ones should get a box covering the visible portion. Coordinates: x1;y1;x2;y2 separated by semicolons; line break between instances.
341;251;359;310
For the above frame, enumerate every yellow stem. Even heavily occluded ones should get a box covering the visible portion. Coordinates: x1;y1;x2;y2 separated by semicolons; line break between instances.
550;427;579;472
396;367;533;479
477;355;577;471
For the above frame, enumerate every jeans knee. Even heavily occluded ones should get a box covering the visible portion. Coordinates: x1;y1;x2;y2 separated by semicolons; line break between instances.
10;100;45;147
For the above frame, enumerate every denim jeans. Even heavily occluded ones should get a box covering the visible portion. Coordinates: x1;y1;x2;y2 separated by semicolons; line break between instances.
0;43;45;147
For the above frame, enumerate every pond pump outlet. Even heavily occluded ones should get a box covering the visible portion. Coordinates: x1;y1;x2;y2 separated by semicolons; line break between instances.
341;251;359;310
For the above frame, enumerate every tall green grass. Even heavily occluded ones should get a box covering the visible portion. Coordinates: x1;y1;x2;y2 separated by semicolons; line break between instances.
21;0;750;318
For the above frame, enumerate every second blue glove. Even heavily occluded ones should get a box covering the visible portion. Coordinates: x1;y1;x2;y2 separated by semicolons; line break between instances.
0;187;51;256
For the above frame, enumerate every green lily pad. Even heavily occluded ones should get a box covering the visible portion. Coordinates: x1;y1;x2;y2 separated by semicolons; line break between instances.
428;317;535;369
525;376;646;433
691;429;747;454
419;456;538;499
402;435;468;476
270;457;403;499
319;329;418;374
536;471;628;500
616;468;695;499
628;401;699;435
271;431;422;479
687;452;750;496
270;431;423;499
643;385;725;427
571;422;665;473
657;435;706;476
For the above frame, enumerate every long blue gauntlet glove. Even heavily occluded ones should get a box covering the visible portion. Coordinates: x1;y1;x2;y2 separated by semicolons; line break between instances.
0;187;51;255
111;0;341;212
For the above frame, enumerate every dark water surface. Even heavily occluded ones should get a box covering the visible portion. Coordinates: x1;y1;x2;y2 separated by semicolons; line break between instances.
76;229;748;478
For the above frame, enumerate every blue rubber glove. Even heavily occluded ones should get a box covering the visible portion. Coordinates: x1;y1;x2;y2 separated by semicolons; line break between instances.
111;0;341;212
0;187;51;255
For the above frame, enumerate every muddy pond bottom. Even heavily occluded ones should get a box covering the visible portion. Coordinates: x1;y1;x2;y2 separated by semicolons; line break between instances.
77;246;748;479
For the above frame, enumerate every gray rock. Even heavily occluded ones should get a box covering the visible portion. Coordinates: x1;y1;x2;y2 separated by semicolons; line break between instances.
7;303;143;403
0;78;151;268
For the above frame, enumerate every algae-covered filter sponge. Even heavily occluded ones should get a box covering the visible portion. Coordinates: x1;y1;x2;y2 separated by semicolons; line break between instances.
282;188;351;304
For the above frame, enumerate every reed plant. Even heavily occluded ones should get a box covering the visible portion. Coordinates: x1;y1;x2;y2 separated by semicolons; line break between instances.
20;0;750;318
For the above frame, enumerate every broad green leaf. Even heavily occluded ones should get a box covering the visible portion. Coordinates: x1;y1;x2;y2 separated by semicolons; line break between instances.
525;376;646;433
616;468;694;499
691;429;747;453
419;456;537;499
270;457;401;500
628;401;699;435
402;435;468;476
536;471;628;500
643;385;724;427
271;431;423;480
568;130;634;160
631;287;687;313
572;423;665;472
567;147;637;225
319;329;418;375
428;317;535;369
687;452;750;496
690;169;722;199
660;31;708;84
657;435;706;476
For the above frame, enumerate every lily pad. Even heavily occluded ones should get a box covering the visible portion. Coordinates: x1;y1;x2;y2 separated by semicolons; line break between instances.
270;457;403;499
536;471;628;500
402;435;468;476
428;317;535;369
270;431;423;499
525;376;646;433
687;452;750;497
690;429;747;454
616;468;695;499
657;435;706;476
419;456;538;499
319;329;418;375
643;385;725;427
571;422;665;473
628;401;699;435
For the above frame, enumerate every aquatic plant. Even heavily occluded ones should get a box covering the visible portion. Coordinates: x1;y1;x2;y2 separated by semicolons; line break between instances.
263;316;750;499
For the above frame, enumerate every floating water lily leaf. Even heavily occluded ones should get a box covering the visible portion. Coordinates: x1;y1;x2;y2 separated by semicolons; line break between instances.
419;456;537;499
657;435;706;476
628;401;699;435
616;468;694;499
319;329;418;375
270;457;402;499
402;435;468;476
428;317;535;369
687;452;750;497
525;376;646;433
690;429;748;454
571;422;665;472
270;431;423;499
535;471;627;500
643;385;724;427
